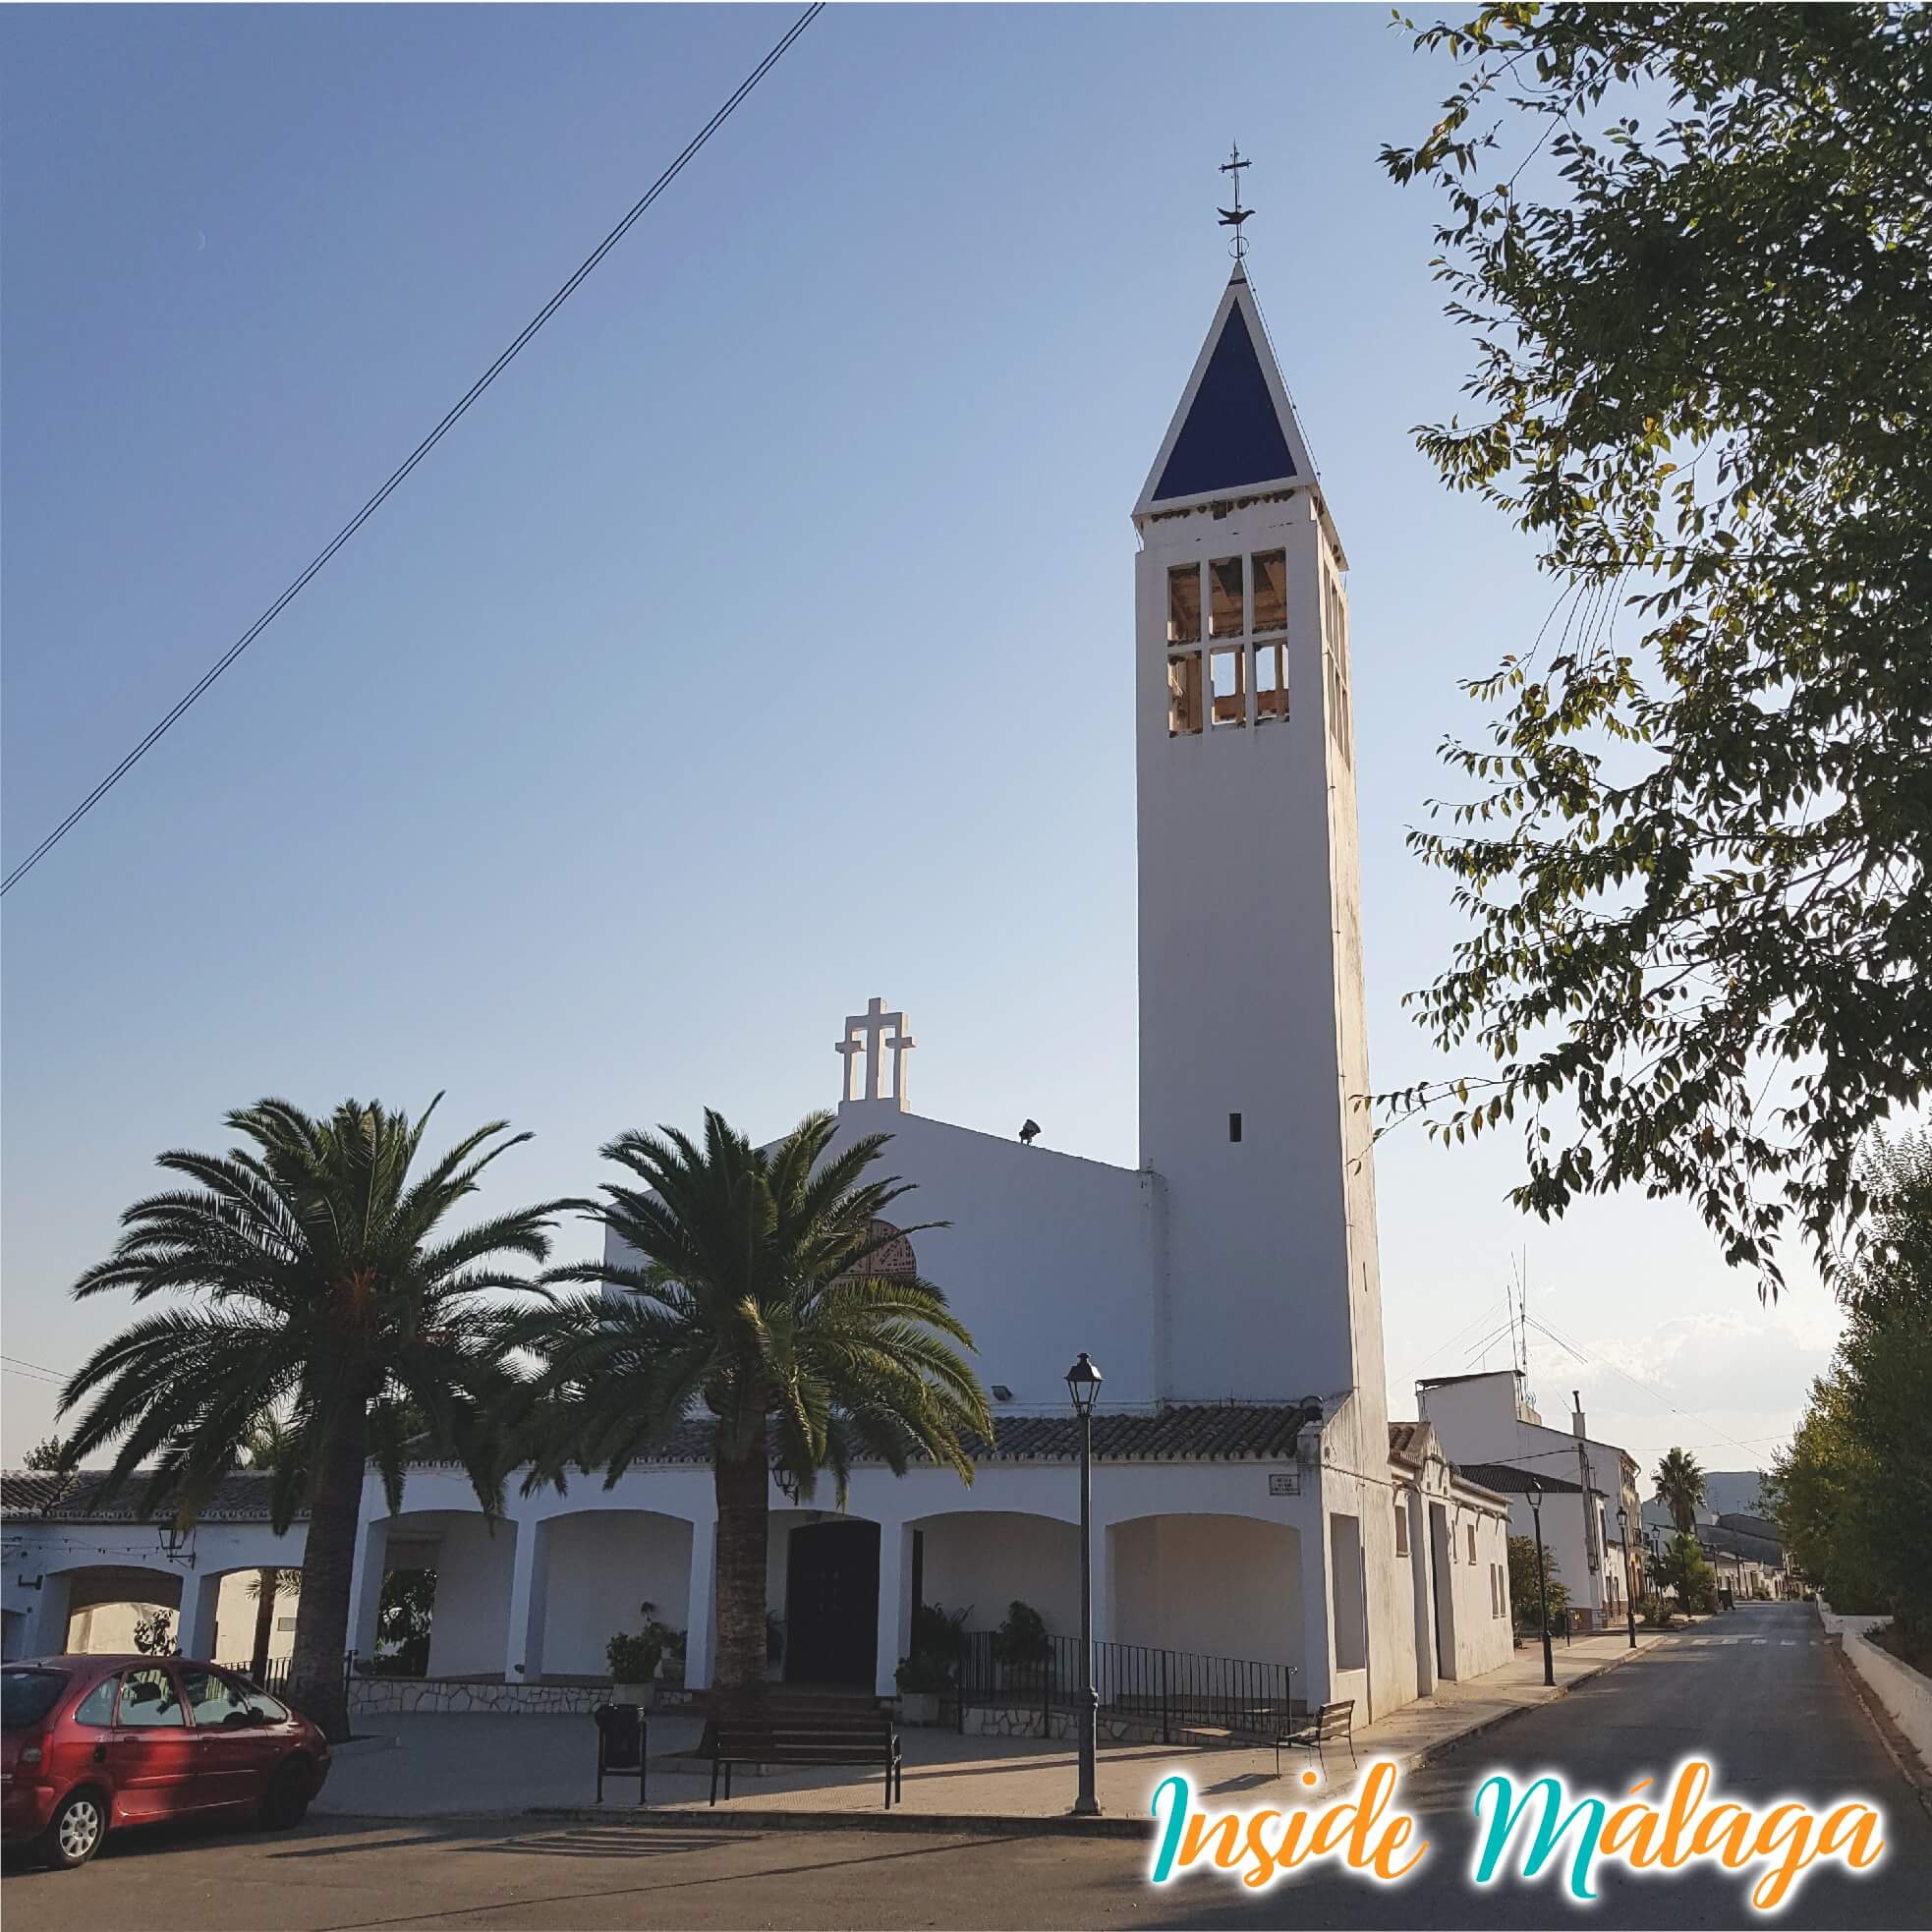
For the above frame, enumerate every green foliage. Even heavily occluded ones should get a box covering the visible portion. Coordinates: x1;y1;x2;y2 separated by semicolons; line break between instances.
502;1108;992;1693
1769;1130;1932;1649
606;1601;680;1684
1658;1532;1719;1614
1506;1530;1568;1638
60;1096;560;1523
58;1095;561;1727
991;1600;1051;1670
1638;1592;1673;1630
897;1601;970;1694
911;1601;970;1661
1506;1533;1567;1636
378;1568;436;1676
894;1651;949;1694
23;1435;76;1474
606;1629;660;1685
1653;1448;1707;1535
132;1608;176;1656
1379;5;1932;1291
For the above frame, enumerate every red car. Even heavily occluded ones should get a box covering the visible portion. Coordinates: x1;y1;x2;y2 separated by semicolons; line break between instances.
1;1656;331;1869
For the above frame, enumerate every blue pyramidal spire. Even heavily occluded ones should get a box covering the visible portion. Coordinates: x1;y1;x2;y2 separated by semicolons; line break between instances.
1151;299;1297;504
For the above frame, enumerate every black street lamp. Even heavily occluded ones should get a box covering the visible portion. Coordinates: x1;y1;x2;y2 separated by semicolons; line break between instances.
1617;1506;1637;1649
1065;1350;1103;1818
1526;1478;1555;1687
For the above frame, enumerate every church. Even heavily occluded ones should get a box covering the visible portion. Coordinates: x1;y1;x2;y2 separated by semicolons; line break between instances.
5;237;1516;1726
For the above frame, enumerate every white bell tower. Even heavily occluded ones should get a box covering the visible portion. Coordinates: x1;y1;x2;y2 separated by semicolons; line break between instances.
1133;252;1386;1435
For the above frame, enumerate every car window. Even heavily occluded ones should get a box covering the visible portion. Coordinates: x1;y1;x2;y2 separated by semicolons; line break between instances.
244;1686;290;1723
181;1667;255;1728
118;1666;186;1728
73;1677;118;1728
1;1668;69;1729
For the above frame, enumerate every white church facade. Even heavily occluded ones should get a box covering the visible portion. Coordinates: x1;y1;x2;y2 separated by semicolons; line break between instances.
5;258;1516;1721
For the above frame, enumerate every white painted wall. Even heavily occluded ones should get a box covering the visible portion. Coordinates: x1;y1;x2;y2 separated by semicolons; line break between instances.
538;1511;692;1678
1134;479;1380;1414
403;1511;519;1677
917;1510;1079;1639
607;1109;1163;1410
1108;1512;1303;1669
1502;1495;1596;1622
1842;1628;1932;1766
1419;1372;1631;1616
1446;1495;1515;1679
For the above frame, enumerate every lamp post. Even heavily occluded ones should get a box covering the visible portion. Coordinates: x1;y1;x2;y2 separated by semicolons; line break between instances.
1526;1478;1555;1687
1617;1506;1637;1649
1065;1350;1103;1817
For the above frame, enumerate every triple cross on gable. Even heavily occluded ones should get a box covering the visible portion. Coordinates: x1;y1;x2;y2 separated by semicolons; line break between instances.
836;995;915;1109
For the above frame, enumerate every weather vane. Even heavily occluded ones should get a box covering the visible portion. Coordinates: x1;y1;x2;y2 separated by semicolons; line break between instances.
1219;142;1254;265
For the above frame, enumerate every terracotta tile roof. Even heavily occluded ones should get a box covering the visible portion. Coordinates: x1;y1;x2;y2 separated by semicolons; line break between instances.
534;1401;1323;1469
959;1402;1319;1464
0;1469;306;1525
6;1403;1322;1523
1388;1422;1425;1466
1451;1461;1582;1497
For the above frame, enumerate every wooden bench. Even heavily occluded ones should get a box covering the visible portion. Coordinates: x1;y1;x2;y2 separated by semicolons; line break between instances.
1275;1698;1356;1778
709;1698;903;1808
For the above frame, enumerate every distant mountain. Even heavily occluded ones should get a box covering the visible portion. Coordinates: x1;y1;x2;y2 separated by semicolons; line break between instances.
1640;1469;1763;1531
1702;1471;1765;1517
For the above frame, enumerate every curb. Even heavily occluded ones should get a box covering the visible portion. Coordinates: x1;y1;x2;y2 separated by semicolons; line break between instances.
1405;1636;1661;1773
526;1803;1152;1841
1824;1637;1932;1822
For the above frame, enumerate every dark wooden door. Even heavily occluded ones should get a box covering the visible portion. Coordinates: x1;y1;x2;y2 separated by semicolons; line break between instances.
784;1520;880;1687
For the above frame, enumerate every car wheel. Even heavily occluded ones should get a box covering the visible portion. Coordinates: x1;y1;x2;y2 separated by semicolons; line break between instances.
42;1790;108;1870
259;1759;313;1830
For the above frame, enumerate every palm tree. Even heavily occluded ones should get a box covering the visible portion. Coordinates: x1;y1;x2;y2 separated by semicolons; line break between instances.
507;1108;992;1697
60;1097;562;1737
1655;1446;1708;1534
240;1411;305;1681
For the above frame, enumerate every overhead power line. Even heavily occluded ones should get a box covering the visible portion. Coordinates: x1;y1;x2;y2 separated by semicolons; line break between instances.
0;2;826;899
1524;1314;1767;1462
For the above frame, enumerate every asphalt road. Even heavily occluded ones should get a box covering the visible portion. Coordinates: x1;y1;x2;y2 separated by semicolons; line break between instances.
5;1604;1926;1930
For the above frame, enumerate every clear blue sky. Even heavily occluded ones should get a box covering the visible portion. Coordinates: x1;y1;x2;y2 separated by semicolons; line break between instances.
0;4;1836;1476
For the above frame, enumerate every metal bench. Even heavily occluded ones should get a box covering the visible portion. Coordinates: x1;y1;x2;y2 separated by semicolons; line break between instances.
709;1698;903;1808
1275;1697;1356;1778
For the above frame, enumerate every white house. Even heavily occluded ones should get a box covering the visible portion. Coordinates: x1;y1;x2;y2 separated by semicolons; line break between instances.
1417;1369;1646;1626
5;242;1517;1722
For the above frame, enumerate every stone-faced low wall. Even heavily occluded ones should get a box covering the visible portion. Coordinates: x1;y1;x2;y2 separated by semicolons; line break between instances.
347;1676;693;1718
962;1704;1158;1745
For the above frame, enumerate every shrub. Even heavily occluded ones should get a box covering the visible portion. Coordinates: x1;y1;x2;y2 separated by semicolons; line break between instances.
606;1600;680;1684
1506;1535;1568;1638
992;1600;1051;1670
894;1651;949;1694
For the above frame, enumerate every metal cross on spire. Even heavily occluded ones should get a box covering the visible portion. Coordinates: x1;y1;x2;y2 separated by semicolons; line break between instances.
1218;142;1254;266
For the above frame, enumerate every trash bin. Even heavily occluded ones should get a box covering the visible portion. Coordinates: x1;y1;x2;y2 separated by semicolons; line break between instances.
593;1702;647;1805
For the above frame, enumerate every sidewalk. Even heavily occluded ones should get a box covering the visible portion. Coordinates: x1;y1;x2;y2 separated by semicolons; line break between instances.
320;1626;1674;1832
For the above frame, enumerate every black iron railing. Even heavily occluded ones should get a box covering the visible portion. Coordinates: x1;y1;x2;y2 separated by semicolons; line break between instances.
217;1655;294;1697
953;1630;1298;1744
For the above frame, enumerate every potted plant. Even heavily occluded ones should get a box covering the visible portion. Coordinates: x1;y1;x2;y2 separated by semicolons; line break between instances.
891;1649;944;1725
658;1626;688;1687
606;1601;671;1705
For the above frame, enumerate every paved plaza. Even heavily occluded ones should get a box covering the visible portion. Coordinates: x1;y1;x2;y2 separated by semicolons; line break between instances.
316;1626;1676;1824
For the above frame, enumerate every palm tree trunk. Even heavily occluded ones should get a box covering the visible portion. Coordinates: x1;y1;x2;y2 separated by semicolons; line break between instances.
250;1570;278;1681
288;1403;369;1740
712;1424;769;1700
